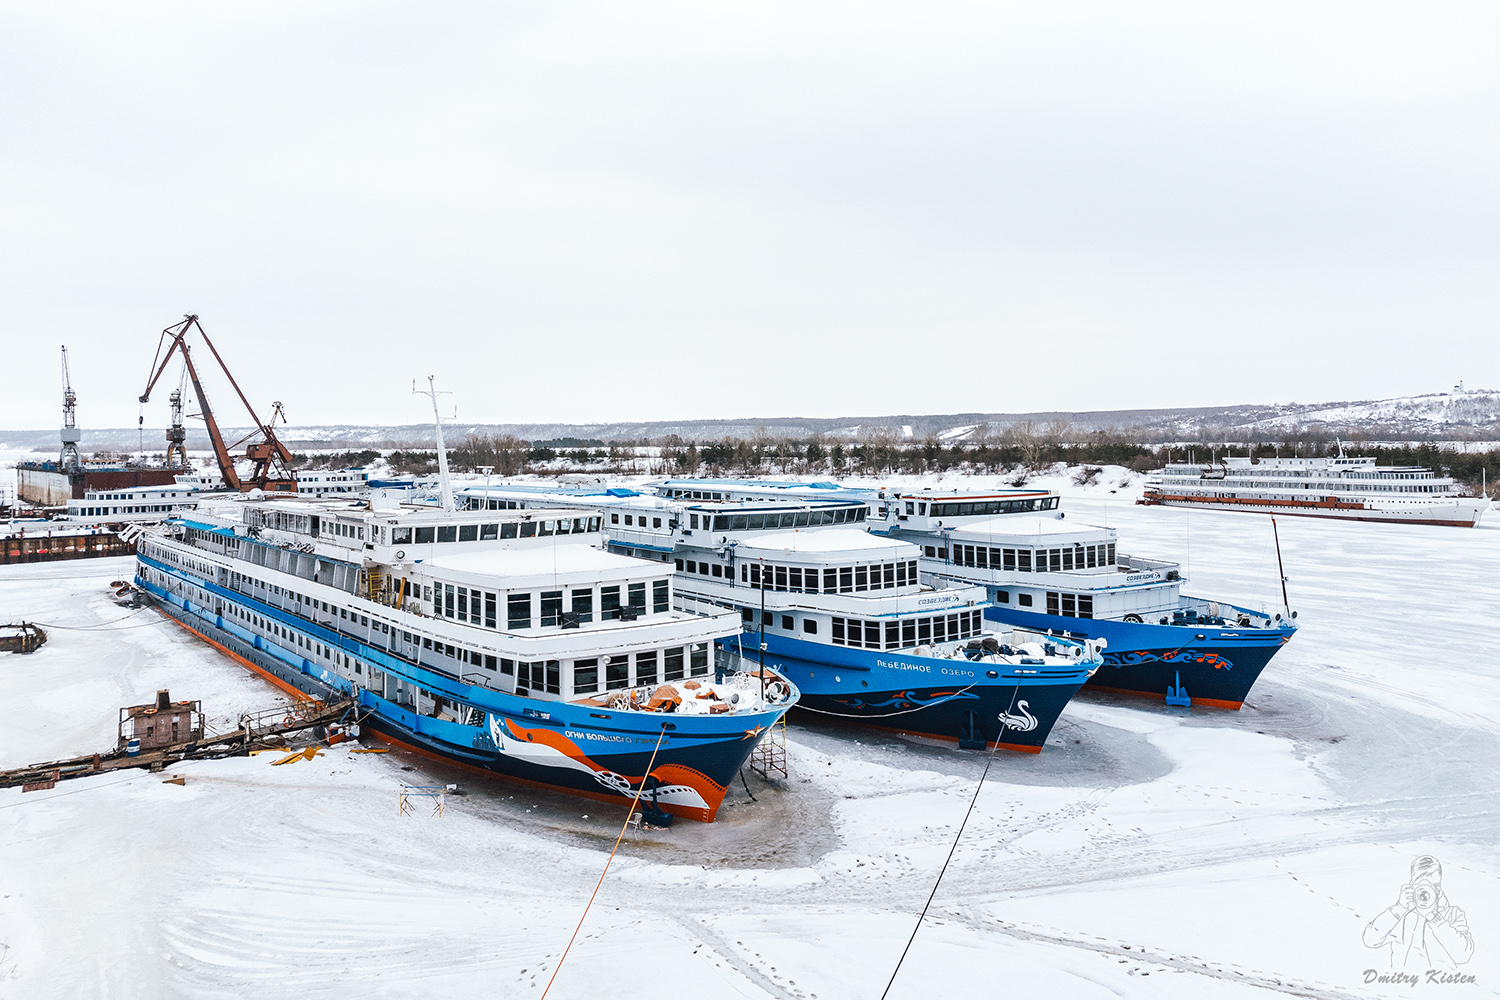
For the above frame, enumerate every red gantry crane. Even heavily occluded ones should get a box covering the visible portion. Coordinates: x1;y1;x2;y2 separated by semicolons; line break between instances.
139;315;297;492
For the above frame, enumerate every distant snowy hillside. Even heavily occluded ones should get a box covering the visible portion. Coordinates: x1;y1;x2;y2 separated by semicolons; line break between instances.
2;388;1496;452
1242;390;1500;433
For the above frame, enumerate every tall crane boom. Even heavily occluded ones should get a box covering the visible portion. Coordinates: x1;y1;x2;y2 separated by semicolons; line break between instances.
59;346;82;472
139;315;296;492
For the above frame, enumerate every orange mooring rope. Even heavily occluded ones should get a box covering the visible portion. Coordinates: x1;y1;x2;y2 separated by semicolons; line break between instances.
539;725;670;999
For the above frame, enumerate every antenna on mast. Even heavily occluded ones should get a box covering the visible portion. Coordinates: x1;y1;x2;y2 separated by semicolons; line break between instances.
1271;517;1291;621
414;376;455;513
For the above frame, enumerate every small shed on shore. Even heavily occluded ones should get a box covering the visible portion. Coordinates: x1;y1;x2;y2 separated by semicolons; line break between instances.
119;690;203;750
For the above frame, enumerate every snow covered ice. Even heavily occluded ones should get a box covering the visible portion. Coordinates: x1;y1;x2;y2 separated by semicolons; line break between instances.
2;469;1497;998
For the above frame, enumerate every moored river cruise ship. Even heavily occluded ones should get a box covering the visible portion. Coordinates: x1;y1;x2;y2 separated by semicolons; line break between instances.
1141;456;1489;527
459;484;1103;753
646;480;1299;710
134;493;797;823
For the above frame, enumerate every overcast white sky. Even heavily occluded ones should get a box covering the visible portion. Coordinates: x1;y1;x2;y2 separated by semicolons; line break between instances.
2;2;1497;430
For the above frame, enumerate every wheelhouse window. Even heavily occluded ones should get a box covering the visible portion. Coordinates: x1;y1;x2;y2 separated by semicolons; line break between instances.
570;659;600;692
635;650;658;686
571;588;594;624
604;655;629;690
508;593;532;629
541;591;563;627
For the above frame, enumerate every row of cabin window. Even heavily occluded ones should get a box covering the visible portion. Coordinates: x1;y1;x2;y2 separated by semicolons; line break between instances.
391;517;599;545
692;508;865;532
923;497;1058;517
990;590;1094;618
473;498;525;509
678;558;730;579
933;543;1116;572
372;633;705;697
571;644;710;694
430;580;670;628
97;491;187;500
610;512;667;529
740;608;819;634
252;510;311;534
227;569;378;629
831;610;984;649
742;560;919;593
80;502;192;516
665;489;728;500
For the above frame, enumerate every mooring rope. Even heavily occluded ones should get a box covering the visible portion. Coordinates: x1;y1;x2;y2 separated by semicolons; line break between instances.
540;725;670;999
24;603;159;631
879;682;1021;999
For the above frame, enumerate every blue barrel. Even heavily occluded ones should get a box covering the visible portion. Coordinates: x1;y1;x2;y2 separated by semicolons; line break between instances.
125;739;141;757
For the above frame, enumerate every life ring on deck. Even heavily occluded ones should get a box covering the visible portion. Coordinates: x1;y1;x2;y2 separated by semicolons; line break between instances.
282;714;295;727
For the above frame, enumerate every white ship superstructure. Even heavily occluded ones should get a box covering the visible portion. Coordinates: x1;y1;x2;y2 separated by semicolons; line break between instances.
456;483;1102;751
63;483;212;524
1142;456;1489;527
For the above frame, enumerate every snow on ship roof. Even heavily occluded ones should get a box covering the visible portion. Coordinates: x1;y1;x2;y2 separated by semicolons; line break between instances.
425;541;653;584
946;516;1112;542
733;529;917;556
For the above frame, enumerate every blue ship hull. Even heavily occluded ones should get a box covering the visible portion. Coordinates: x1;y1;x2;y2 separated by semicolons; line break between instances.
982;605;1294;709
723;630;1094;752
136;558;792;822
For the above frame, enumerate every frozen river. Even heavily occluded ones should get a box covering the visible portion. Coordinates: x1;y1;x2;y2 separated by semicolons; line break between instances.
2;474;1496;998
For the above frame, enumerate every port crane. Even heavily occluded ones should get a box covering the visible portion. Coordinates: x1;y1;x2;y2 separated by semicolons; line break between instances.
164;365;189;469
59;346;82;472
139;315;297;492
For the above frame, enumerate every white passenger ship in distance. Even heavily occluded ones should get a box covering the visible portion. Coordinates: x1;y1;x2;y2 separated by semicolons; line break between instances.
1141;455;1489;527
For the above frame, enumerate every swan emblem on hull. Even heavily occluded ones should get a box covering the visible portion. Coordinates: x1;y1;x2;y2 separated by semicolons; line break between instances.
997;700;1038;732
